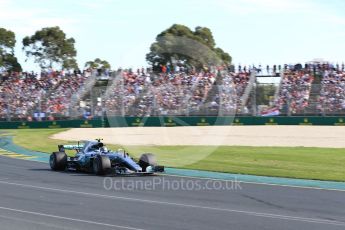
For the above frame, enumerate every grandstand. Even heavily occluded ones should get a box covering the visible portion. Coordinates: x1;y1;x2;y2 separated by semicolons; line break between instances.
1;63;345;121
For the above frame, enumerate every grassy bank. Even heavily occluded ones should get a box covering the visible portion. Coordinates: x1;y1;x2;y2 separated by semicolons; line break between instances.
5;129;345;182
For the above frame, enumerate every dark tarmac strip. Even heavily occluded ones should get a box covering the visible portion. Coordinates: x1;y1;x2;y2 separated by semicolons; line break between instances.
0;156;345;230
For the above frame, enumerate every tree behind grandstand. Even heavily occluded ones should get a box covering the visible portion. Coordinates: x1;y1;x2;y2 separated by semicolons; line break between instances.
146;24;232;71
85;58;111;70
0;27;22;72
22;26;78;70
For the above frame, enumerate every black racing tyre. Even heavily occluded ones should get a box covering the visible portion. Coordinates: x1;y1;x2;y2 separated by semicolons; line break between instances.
50;152;67;171
139;153;157;172
93;155;111;175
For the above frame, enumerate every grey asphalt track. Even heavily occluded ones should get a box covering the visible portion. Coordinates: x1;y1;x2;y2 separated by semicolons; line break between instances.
0;156;345;230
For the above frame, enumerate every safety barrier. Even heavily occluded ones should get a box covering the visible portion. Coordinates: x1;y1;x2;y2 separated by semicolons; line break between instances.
0;119;106;129
1;116;345;129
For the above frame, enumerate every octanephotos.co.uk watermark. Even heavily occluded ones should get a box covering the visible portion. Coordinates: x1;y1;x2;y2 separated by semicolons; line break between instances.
103;177;242;191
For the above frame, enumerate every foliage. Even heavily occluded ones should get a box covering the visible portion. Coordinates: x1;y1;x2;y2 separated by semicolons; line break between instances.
256;84;277;105
0;28;22;72
22;26;77;69
84;58;111;70
146;24;231;71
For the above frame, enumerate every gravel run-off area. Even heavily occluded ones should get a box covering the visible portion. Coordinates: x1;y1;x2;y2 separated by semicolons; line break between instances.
51;126;345;148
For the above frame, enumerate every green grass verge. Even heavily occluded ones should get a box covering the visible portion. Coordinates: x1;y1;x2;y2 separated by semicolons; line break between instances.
4;129;345;182
9;129;71;153
7;129;122;156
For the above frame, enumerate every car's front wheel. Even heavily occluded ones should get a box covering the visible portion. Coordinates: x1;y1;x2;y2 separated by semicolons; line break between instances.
93;155;111;175
139;153;157;172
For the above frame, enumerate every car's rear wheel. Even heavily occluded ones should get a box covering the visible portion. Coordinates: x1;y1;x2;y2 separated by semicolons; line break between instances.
50;152;67;171
139;153;157;172
93;155;111;175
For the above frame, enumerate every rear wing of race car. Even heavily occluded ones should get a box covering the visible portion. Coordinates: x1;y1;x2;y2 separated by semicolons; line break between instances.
58;144;84;152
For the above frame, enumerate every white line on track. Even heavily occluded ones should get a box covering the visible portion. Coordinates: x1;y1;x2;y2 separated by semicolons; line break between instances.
0;206;144;230
160;174;345;192
0;213;77;230
0;180;344;227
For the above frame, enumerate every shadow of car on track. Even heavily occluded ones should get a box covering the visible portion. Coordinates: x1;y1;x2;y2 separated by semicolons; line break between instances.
27;168;162;178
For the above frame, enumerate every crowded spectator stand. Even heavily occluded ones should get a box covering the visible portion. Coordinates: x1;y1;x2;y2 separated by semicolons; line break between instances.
1;61;345;121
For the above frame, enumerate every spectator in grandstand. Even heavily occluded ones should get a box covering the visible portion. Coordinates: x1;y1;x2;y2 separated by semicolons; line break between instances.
275;69;314;114
318;70;345;114
0;70;88;120
102;67;252;116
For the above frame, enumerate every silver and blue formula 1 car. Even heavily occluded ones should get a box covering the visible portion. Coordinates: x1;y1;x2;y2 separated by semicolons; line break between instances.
49;139;164;175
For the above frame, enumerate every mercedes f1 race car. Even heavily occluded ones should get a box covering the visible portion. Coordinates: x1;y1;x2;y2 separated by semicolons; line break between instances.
49;139;164;175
